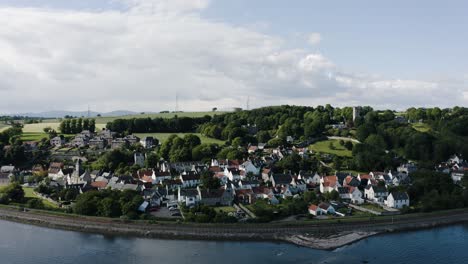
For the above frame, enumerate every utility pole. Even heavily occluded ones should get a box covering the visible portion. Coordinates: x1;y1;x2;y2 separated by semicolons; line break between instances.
246;96;250;111
175;92;179;112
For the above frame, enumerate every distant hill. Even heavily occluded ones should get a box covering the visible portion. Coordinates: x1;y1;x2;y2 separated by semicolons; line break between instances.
13;110;142;118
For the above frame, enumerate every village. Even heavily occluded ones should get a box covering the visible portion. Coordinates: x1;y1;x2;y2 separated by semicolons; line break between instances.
1;125;467;223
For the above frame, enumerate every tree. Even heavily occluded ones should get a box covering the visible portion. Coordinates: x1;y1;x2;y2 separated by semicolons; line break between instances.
2;182;25;203
344;141;353;150
200;171;220;189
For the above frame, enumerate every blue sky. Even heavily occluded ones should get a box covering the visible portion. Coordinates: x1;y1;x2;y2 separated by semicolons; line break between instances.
0;0;466;113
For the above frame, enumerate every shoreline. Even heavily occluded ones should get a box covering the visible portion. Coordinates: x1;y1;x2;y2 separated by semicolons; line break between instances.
1;207;468;250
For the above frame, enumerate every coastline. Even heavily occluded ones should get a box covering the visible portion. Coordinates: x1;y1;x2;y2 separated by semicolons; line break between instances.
1;207;468;250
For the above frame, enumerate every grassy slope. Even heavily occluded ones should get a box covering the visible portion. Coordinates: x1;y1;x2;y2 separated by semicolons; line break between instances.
412;123;431;133
134;133;225;145
309;139;354;157
23;187;58;208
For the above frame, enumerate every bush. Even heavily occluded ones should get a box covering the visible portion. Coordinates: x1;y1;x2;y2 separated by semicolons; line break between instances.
26;199;45;209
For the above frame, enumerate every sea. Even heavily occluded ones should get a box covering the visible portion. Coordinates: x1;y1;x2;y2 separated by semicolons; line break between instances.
0;220;466;264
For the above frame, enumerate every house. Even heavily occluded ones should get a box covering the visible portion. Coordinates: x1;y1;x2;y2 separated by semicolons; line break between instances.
320;175;340;193
180;171;201;188
89;137;105;149
225;168;242;181
308;204;325;216
0;172;11;186
298;171;321;185
239;179;260;189
23;141;38;152
451;170;465;183
290;177;307;193
364;185;388;203
111;138;128;149
248;146;258;154
91;181;108;190
198;187;234;206
261;168;273;182
140;136;155;148
50;136;65;147
125;135;140;145
271;174;292;187
343;176;360;188
236;189;256;204
48;162;65;179
134;153;145;167
318;202;336;214
397;163;418;175
178;188;199;207
239;160;260;176
252;186;279;204
71;136;88;147
338;186;364;204
386;192;410;209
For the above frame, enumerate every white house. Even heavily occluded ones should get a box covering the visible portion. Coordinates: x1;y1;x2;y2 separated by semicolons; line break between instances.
225;168;242;181
338;187;364;204
451;171;465;183
178;188;199;207
308;204;325;216
318;202;336;214
386;192;410;209
320;175;340;193
179;172;201;188
364;185;388;203
239;160;260;176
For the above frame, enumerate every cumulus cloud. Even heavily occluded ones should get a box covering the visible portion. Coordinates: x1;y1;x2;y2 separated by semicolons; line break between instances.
0;0;466;114
307;32;322;45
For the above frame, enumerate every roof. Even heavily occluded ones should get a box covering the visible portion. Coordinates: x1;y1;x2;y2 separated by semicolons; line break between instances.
390;192;409;200
181;172;200;181
179;188;198;197
308;204;319;211
322;175;338;187
318;202;332;210
272;174;292;185
91;181;108;189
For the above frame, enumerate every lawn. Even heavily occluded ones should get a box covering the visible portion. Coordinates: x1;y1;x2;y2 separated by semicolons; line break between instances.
23;187;59;208
412;123;431;133
0;123;10;132
20;132;48;141
360;203;386;213
134;133;225;145
309;139;354;157
214;206;237;213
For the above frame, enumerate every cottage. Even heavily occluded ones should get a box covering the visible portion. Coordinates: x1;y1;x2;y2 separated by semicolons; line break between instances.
318;202;336;214
320;175;340;193
198;187;234;206
271;173;292;187
178;188;199;207
364;185;388;203
180;171;201;188
50;136;65;147
140;136;155;148
308;204;325;216
386;192;410;209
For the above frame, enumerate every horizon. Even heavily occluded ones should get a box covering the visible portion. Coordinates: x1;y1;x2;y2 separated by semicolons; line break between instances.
0;0;467;113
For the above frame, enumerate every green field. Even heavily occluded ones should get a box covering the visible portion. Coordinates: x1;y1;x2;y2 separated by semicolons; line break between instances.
23;187;59;208
309;139;354;157
134;133;225;145
412;123;431;133
93;111;225;124
20;132;48;141
0;123;10;132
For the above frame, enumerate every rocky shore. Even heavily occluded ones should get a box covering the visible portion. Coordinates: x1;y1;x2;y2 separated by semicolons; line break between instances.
1;207;468;250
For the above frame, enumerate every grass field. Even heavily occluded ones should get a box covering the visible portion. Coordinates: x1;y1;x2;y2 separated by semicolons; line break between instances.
309;139;354;157
412;123;431;133
23;187;59;208
0;123;10;132
134;133;225;145
20;132;48;141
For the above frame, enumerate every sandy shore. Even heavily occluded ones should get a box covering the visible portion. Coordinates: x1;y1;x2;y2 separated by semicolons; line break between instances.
0;207;467;250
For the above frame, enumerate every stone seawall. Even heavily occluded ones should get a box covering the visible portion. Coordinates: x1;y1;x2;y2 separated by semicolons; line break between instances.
1;207;468;250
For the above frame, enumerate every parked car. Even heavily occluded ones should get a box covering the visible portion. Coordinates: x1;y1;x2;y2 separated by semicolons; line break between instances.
169;207;178;211
171;212;181;217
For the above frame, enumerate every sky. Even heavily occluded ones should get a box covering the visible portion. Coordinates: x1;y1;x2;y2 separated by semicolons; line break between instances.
0;0;467;114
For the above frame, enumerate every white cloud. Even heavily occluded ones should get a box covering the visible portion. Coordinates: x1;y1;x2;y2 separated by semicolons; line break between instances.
0;0;466;114
307;32;322;45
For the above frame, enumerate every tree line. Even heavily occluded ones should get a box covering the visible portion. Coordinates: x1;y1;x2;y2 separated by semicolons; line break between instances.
59;118;96;134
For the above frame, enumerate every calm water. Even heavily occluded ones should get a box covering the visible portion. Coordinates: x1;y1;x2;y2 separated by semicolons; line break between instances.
0;220;467;264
